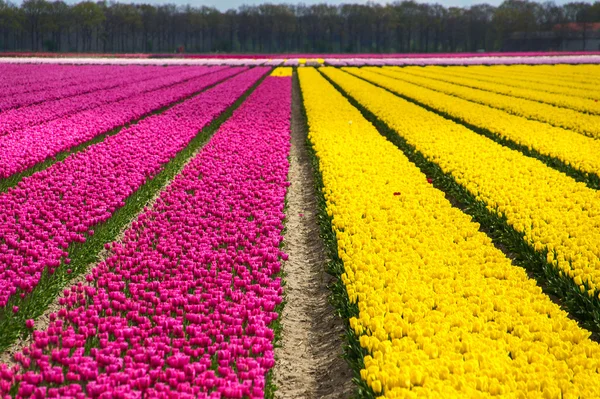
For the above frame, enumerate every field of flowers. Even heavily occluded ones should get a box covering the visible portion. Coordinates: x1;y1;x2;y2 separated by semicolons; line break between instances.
0;58;600;398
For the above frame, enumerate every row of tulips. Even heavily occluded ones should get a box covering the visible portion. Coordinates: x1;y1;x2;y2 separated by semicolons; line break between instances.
0;69;291;399
419;65;600;101
0;66;223;136
396;66;600;115
323;66;600;332
300;66;600;398
0;64;132;97
495;64;600;85
334;64;600;93
0;65;159;111
4;54;600;67
0;58;271;66
0;62;119;79
264;59;285;66
345;67;600;185
0;67;268;308
0;66;244;180
373;67;600;139
324;55;600;66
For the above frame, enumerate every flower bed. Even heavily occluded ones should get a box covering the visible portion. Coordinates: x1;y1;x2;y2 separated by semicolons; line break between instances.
372;67;600;138
345;67;600;186
0;65;158;111
323;66;600;335
395;65;600;114
0;64;132;97
0;69;291;398
300;66;600;398
0;66;224;135
0;67;244;179
0;67;268;308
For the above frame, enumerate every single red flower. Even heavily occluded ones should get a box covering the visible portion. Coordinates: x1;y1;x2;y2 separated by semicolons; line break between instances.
427;178;433;184
393;192;401;196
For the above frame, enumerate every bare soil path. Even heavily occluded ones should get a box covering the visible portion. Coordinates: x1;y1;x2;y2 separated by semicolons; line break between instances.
272;73;354;399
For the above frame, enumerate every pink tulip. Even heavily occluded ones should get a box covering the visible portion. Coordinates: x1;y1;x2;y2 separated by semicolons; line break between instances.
0;67;268;307
0;66;244;179
0;74;291;398
0;65;220;133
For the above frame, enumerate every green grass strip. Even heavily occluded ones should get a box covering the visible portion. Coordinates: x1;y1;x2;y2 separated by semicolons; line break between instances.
265;126;290;399
264;198;288;399
0;67;246;194
0;67;270;353
320;68;600;342
295;68;376;399
357;67;600;191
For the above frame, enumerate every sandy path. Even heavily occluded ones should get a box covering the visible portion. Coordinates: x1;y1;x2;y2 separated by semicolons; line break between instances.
272;74;354;399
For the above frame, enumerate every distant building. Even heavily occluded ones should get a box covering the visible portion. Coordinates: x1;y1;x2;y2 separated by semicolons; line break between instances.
506;22;600;52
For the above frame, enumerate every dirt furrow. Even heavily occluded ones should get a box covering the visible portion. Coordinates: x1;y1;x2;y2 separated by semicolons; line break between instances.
273;73;354;399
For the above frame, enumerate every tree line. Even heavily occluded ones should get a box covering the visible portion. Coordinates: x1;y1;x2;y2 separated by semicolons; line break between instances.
0;0;599;54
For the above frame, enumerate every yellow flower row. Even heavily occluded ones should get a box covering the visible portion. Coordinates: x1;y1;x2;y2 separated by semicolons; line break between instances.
300;67;600;398
372;66;600;139
398;66;600;115
298;58;325;65
503;64;600;84
482;65;600;92
442;65;600;94
414;65;600;102
343;67;600;180
323;66;600;305
271;67;293;76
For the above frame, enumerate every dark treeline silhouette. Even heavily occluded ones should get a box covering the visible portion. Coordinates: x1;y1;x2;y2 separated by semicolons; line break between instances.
1;0;600;53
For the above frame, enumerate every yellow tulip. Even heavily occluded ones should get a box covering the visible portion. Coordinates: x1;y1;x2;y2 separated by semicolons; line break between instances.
299;67;600;397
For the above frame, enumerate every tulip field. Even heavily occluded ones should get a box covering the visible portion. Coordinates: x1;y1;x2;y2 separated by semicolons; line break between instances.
1;58;600;398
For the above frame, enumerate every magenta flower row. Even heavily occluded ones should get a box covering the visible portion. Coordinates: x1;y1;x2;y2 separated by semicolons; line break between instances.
0;64;154;103
0;67;245;180
0;66;225;136
0;65;164;111
0;74;291;399
0;67;269;308
0;64;138;97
